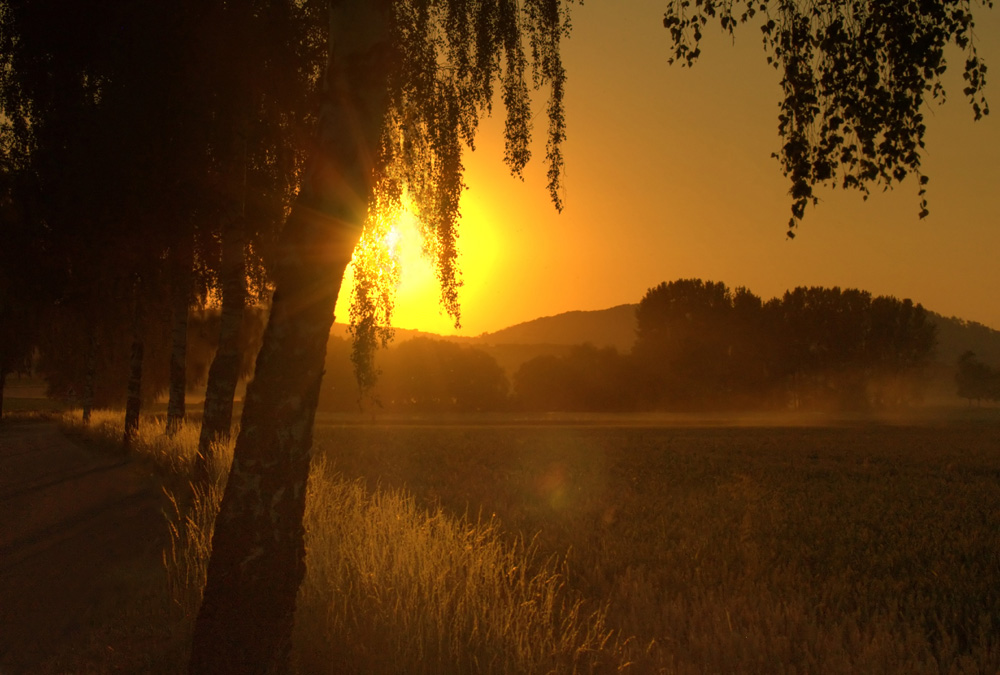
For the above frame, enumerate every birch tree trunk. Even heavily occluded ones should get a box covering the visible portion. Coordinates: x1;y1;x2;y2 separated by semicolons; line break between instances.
188;2;396;672
122;282;145;450
81;328;97;425
193;213;246;483
0;368;6;422
166;242;193;436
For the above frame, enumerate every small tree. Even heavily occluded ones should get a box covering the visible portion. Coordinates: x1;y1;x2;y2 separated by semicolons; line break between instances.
956;351;995;406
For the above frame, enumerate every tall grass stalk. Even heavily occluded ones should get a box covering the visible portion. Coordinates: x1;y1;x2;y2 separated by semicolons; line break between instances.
62;410;626;673
62;408;204;476
294;456;621;674
63;412;999;673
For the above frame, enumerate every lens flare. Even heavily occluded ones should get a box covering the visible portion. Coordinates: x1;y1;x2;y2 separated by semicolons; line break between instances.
536;462;570;510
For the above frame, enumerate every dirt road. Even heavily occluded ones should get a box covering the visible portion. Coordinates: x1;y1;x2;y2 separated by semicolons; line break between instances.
0;420;169;673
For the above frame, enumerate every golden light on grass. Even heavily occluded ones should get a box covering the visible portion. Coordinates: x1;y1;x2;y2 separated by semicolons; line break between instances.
61;411;622;672
59;411;1000;673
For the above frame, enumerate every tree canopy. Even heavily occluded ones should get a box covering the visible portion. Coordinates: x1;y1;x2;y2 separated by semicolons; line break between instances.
663;0;993;235
345;0;577;386
956;350;1000;404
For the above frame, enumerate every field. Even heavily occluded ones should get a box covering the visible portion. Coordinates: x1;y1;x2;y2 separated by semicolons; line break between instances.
305;413;1000;673
47;410;1000;673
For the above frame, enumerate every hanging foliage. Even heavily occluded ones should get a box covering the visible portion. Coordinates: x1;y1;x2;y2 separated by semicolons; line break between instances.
347;0;577;393
662;0;992;236
347;189;402;398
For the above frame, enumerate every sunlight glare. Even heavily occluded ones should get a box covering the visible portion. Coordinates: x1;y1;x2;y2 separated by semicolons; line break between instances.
335;188;504;335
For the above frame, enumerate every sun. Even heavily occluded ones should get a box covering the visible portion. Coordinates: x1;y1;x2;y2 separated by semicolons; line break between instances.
334;185;504;336
350;206;402;288
336;201;441;333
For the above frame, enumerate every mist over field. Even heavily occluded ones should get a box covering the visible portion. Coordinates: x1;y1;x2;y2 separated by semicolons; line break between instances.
315;281;1000;417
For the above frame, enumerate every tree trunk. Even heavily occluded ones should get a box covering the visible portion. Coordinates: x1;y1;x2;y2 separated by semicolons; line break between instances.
0;368;7;422
193;213;246;483
188;3;396;673
167;242;194;436
81;328;97;425
123;283;145;450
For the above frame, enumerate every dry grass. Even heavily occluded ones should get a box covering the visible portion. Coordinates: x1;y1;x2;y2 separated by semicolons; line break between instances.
315;420;1000;674
294;456;620;674
58;410;1000;673
62;410;627;673
61;408;203;474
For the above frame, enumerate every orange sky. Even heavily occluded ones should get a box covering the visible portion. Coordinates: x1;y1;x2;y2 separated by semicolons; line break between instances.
337;2;1000;336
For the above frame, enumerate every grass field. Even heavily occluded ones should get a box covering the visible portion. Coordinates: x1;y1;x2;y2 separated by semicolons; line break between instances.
58;409;1000;673
309;415;1000;673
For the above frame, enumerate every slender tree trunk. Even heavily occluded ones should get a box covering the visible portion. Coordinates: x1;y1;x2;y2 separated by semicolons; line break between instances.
167;242;194;436
193;214;246;482
81;328;97;425
123;282;145;450
0;368;7;422
188;3;396;673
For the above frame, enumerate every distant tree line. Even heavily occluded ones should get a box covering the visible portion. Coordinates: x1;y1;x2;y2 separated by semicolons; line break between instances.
956;352;1000;406
316;279;942;414
320;336;509;413
631;280;938;411
512;280;939;412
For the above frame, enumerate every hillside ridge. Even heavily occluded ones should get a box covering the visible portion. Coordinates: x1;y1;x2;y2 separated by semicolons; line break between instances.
333;301;1000;369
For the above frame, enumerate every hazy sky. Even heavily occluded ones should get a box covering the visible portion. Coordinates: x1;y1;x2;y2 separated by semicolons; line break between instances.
336;2;1000;336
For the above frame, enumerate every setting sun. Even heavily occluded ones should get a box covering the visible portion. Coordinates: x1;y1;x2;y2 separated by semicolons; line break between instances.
336;192;503;335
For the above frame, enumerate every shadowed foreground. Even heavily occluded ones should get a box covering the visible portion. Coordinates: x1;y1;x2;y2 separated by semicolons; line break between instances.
0;419;174;673
3;411;999;673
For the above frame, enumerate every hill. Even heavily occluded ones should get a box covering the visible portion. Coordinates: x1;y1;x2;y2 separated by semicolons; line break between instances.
478;304;637;351
928;312;1000;367
473;305;1000;373
332;305;639;378
329;322;480;346
330;300;1000;389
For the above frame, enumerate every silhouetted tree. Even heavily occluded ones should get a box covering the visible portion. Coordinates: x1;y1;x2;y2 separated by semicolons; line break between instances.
35;275;174;412
633;279;736;409
191;3;574;671
166;240;195;436
664;0;992;235
867;296;936;406
765;287;937;409
193;0;324;477
514;343;635;412
378;338;508;412
956;351;995;406
727;286;776;407
631;281;936;411
776;287;872;408
0;169;43;420
0;0;209;439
